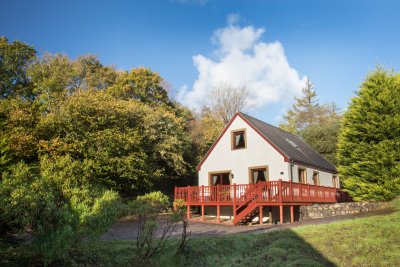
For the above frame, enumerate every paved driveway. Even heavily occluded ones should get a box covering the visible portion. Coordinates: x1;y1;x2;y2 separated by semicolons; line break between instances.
101;208;393;241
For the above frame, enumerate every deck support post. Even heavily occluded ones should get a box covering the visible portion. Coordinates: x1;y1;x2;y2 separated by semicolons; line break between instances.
217;205;220;223
187;205;190;220
259;205;263;225
290;205;294;223
269;207;273;225
201;205;205;221
279;205;283;225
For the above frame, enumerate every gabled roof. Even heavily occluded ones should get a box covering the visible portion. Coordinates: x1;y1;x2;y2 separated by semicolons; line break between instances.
197;112;337;174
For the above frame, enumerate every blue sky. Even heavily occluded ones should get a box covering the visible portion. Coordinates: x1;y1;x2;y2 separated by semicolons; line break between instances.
1;0;399;124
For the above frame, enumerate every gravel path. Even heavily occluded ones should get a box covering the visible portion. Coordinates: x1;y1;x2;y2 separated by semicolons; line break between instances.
101;207;394;241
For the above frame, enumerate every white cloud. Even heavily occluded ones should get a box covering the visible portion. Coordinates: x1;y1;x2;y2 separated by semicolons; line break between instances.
177;16;307;112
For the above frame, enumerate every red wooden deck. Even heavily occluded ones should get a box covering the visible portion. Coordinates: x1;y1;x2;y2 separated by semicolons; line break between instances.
174;180;350;225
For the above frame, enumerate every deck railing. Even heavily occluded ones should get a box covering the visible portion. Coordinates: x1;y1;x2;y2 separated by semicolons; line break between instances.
175;180;350;205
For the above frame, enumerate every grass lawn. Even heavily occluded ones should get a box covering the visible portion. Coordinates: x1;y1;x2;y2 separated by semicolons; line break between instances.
2;198;400;266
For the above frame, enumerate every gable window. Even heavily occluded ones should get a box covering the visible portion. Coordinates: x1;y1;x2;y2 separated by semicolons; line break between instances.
232;129;246;150
298;168;307;184
249;166;269;184
332;175;339;188
312;171;320;185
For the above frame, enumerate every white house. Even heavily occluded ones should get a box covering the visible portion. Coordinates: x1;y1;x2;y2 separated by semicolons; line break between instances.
197;112;339;188
175;112;341;225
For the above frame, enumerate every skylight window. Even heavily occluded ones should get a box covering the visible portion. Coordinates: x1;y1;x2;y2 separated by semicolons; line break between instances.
286;138;300;150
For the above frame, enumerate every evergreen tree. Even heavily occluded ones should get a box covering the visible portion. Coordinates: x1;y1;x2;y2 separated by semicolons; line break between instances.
280;79;341;164
337;69;400;201
280;79;325;134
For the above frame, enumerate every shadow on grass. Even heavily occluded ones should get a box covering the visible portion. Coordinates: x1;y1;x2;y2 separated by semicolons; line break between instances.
0;228;337;266
158;228;337;267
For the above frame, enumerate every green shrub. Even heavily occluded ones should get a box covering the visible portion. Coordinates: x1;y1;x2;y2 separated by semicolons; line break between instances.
136;191;170;212
0;162;80;264
0;160;127;265
78;190;127;237
130;191;187;262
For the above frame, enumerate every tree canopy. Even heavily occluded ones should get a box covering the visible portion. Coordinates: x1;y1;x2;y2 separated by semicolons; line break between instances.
0;37;198;264
337;69;400;201
280;79;341;165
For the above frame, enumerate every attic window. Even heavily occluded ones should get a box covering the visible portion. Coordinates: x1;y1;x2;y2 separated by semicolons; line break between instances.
232;129;246;150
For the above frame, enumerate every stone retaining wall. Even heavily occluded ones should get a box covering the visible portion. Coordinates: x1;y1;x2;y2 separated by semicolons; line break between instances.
299;201;387;220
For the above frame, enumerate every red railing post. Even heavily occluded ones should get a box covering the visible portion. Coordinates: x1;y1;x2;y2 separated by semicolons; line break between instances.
299;182;302;202
174;186;177;200
308;184;311;202
233;183;237;217
217;184;220;204
289;180;293;202
188;186;190;203
201;185;204;204
279;179;283;203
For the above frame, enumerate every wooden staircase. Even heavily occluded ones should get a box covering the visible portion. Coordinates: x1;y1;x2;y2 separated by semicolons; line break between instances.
233;183;261;225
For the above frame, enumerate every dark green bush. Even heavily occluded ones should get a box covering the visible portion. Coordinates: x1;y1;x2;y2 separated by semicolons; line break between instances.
0;160;126;265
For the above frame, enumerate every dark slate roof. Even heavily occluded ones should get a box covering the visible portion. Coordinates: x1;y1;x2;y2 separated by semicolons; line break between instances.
240;112;338;173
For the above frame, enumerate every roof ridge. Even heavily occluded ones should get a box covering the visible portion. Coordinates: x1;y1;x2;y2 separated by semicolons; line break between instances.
239;112;300;139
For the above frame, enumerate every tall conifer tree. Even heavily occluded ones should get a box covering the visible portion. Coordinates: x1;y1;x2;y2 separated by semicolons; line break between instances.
337;69;400;201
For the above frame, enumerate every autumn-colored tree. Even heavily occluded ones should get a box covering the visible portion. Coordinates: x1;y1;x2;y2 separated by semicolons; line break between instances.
108;67;172;107
189;107;225;163
0;37;198;264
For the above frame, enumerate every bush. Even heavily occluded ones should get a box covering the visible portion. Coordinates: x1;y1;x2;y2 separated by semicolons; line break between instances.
0;162;80;264
0;161;127;265
130;192;187;263
136;191;170;212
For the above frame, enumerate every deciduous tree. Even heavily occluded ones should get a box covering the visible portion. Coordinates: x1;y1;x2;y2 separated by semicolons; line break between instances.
0;37;37;99
210;83;249;124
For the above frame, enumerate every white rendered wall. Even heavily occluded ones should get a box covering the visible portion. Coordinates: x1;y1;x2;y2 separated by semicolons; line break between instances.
198;116;289;186
290;164;339;188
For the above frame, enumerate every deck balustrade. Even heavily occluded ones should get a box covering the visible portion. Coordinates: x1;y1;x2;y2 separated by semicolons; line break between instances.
175;180;349;206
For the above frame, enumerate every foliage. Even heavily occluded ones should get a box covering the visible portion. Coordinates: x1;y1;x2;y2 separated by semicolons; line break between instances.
137;191;171;212
172;199;190;254
0;162;79;264
36;89;192;193
0;37;198;265
109;67;172;106
3;198;400;266
130;192;184;262
0;135;12;175
210;83;249;124
301;120;341;165
280;78;341;164
0;36;37;99
189;107;225;162
0;160;126;265
337;69;400;201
